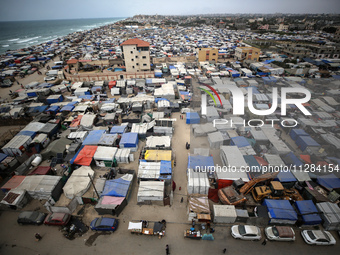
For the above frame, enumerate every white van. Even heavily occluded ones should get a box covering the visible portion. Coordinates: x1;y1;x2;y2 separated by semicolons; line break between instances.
46;70;59;76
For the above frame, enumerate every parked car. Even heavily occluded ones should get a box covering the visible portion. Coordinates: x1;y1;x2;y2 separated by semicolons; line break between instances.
44;212;71;226
90;217;118;232
265;226;295;241
301;230;336;245
17;211;46;225
44;76;57;81
231;225;262;240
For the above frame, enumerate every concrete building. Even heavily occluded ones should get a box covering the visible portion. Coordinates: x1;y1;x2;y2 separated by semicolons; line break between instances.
197;48;219;62
281;45;311;59
278;23;289;31
334;27;340;43
120;38;151;73
234;47;261;62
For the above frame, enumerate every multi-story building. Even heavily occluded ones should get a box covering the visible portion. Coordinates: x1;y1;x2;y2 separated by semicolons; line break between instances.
278;23;289;31
234;47;261;61
197;48;219;62
120;38;151;73
334;27;340;43
281;45;311;59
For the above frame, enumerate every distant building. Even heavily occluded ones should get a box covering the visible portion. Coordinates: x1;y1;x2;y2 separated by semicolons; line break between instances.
197;48;219;62
235;47;261;62
278;23;289;31
334;27;340;43
120;38;151;73
281;45;311;59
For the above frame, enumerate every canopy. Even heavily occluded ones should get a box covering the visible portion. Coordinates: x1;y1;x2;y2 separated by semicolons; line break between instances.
72;145;98;166
186;112;200;124
41;137;72;160
317;173;340;191
295;200;322;225
63;166;94;199
188;155;214;170
119;132;139;148
82;130;106;146
144;150;172;161
263;199;298;224
102;174;133;197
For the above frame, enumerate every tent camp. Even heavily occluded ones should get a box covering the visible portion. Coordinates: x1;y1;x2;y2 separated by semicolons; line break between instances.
71;145;98;166
294;200;322;226
263;199;298;225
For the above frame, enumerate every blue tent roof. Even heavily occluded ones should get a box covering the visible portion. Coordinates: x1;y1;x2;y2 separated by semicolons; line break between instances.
160;161;172;175
230;136;251;148
294;200;322;225
0;153;8;162
296;135;320;151
17;130;36;138
102;178;130;197
186;112;200;124
289;129;309;140
60;105;75;112
327;157;340;166
188;155;214;170
274;170;297;183
263;199;298;221
110;125;127;134
119;132;138;148
281;152;303;167
46;105;60;113
82;130;106;145
155;98;170;103
317;173;340;190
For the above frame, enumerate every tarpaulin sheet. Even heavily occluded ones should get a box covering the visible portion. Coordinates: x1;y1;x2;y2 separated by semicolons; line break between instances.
145;150;172;161
28;166;51;175
263;199;298;221
208;188;219;203
295;200;322;225
186;112;200;124
281;152;303;167
300;154;312;164
160;161;172;174
60;105;75;112
17;130;36;138
1;176;25;191
230;136;251;148
102;196;125;205
254;156;268;166
0;153;7;162
72;145;97;166
102;178;130;197
296;135;320;151
110;125;127;134
289;129;309;140
188;194;210;214
274;169;297;183
317;173;340;190
119;132;139;148
82;130;106;145
46;105;60;113
187;155;214;170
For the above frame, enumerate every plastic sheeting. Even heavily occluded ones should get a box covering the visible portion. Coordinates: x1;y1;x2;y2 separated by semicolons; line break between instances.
110;125;127;134
289;129;309;140
72;145;97;166
317;173;340;191
146;136;171;148
137;181;164;202
187;155;214;171
188;194;210;214
63;166;94;199
294;200;322;225
263;199;298;224
119;133;139;148
82;130;106;145
144;150;172;161
230;136;251;148
102;174;133;197
186;112;200;124
295;135;320;151
281;152;303;167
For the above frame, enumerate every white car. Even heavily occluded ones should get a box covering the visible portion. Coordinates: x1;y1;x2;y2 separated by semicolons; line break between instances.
44;76;57;81
265;226;295;241
231;225;262;240
301;230;336;246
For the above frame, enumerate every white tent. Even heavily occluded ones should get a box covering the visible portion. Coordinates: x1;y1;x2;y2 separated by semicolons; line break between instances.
63;166;94;199
137;181;164;203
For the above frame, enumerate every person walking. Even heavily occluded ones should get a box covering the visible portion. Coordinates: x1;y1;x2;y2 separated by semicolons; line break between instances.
223;248;227;253
35;233;42;241
262;238;267;246
165;244;170;255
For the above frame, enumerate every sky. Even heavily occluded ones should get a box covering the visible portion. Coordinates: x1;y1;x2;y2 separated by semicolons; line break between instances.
0;0;339;21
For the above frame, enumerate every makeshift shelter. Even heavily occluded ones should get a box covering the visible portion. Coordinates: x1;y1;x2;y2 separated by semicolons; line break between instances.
94;146;118;167
119;132;139;152
213;205;237;224
41;137;72;160
80;114;96;128
110;125;127;134
208;131;226;149
115;148;131;164
2;135;32;157
98;133;118;146
317;174;340;192
102;174;133;198
95;196;127;216
316;202;340;230
39;123;59;137
144;150;172;161
137;181;164;205
1;176;25;192
289;129;309;140
82;130;106;145
67;131;89;142
187;169;210;195
28;166;52;175
186;112;200;124
188;194;211;221
15;175;63;201
263;199;298;225
71;145;98;166
295;135;320;152
63;166;94;199
294;200;322;226
145;136;171;149
187;155;214;172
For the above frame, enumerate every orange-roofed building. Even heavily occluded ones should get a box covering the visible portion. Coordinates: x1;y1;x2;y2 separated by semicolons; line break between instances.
120;38;150;72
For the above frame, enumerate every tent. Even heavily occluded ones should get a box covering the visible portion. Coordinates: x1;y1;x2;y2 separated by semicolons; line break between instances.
230;136;251;147
187;155;214;171
295;135;320;152
95;196;127;216
294;200;322;225
289;129;309;140
1;176;25;192
281;152;303;167
102;174;133;197
119;132;139;151
110;125;127;134
82;130;106;145
137;181;164;204
94;146;118;167
263;199;298;225
71;145;97;166
144;150;172;161
63;166;94;199
41;137;72;160
28;166;52;175
186;112;200;124
317;173;340;192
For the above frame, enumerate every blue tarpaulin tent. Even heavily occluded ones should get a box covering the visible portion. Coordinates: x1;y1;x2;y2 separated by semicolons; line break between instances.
263;199;298;224
82;130;106;145
188;155;214;170
317;173;340;191
110;125;127;134
295;200;322;225
274;169;297;183
102;178;130;197
243;155;262;178
155;98;170;103
289;129;309;140
281;152;303;167
296;135;320;151
119;132;138;148
186;112;200;124
0;153;8;163
230;136;251;148
60;105;75;112
17;130;36;138
46;95;63;104
46;105;60;113
160;161;172;175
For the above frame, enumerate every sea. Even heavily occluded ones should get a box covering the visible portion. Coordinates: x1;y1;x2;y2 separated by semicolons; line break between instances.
0;17;126;54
